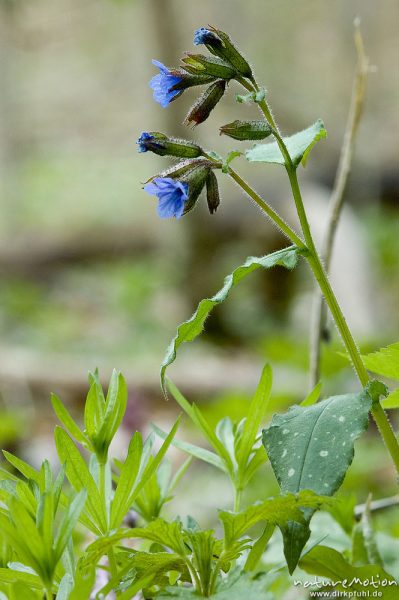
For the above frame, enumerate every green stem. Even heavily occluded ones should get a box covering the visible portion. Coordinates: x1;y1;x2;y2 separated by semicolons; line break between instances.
228;168;305;248
99;458;120;593
287;169;399;472
45;590;53;600
234;488;242;513
239;73;399;473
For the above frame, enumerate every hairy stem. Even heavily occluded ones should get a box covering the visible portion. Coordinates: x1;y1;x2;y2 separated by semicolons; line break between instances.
241;71;399;473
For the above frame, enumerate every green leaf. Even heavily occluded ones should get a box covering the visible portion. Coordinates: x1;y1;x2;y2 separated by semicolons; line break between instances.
263;391;372;496
57;573;74;600
110;432;143;528
161;246;300;395
219;490;327;548
299;545;398;598
54;427;106;533
51;393;88;448
352;496;383;567
382;388;399;409
362;342;399;380
68;561;96;600
96;370;127;452
0;568;43;590
2;451;41;483
262;389;372;572
157;570;274;600
166;380;233;470
222;151;243;173
235;364;272;471
152;424;227;473
301;381;322;406
55;490;87;562
236;88;266;103
245;119;326;167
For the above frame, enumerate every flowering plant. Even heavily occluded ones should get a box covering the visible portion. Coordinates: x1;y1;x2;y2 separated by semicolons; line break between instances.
0;24;398;600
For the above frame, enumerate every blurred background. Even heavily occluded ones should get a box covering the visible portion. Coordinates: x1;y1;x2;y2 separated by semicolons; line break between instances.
1;0;399;523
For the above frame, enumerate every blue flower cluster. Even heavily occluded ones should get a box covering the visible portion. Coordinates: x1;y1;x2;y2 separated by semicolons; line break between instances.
144;177;189;219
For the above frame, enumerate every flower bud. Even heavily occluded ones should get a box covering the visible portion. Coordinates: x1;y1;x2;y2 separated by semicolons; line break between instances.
137;132;203;158
193;26;252;79
206;170;220;214
181;53;236;80
180;164;211;214
184;80;226;127
219;120;273;141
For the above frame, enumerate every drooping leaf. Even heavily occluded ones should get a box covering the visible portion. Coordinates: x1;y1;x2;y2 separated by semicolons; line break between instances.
161;247;300;395
299;545;398;598
245;119;326;167
263;389;372;572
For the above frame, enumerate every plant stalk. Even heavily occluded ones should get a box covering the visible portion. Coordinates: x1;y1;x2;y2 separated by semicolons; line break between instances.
239;73;399;473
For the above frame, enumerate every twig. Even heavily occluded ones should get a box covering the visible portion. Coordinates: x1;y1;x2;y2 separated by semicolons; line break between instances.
355;495;399;520
309;20;370;390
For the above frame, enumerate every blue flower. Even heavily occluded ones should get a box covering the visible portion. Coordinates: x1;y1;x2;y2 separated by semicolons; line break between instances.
193;28;218;46
137;132;154;153
149;60;183;108
144;177;189;219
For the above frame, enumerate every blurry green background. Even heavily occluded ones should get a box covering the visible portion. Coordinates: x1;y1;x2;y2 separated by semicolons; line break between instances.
1;0;399;518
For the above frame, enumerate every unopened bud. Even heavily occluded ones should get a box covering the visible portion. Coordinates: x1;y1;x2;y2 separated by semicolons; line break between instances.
184;80;226;127
193;26;252;78
206;170;220;214
180;164;211;215
182;53;236;80
219;120;273;141
137;132;202;158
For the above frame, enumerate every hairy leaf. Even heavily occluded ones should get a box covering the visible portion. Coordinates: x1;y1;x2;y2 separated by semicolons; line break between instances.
161;247;300;395
245;119;326;167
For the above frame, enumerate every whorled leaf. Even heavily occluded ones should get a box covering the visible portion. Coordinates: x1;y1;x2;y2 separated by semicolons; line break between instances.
245;119;326;167
263;389;372;572
160;246;300;396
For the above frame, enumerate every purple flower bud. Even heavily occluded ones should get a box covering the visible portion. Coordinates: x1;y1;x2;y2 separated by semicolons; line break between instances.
193;26;252;78
136;132;202;158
